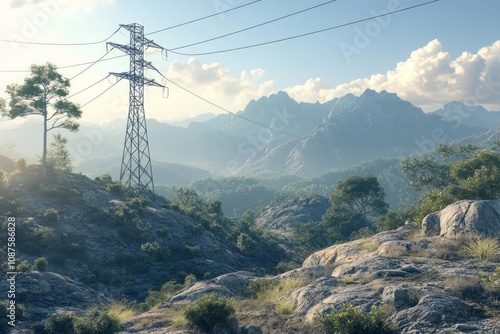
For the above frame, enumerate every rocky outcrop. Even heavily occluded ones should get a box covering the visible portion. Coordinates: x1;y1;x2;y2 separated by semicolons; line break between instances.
0;271;108;331
255;196;329;235
422;200;500;238
119;222;499;334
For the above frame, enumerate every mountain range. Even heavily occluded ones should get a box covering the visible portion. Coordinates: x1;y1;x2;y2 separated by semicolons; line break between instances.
1;89;500;179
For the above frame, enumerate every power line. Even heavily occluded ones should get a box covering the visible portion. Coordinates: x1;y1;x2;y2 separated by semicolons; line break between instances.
0;54;126;73
68;49;113;80
145;0;262;36
0;27;122;46
80;78;123;108
167;0;440;56
67;75;111;98
170;0;337;51
160;74;307;140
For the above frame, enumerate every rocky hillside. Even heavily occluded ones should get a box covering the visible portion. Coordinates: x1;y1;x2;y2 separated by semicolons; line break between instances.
1;168;499;333
113;201;499;333
0;166;290;331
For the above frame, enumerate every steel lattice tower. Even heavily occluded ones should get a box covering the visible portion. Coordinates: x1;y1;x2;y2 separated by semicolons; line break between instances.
107;23;164;199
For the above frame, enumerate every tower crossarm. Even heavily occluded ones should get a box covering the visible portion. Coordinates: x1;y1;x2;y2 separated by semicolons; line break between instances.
106;42;138;55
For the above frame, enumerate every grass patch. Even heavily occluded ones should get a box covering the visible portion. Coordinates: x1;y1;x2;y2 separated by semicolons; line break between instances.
362;239;379;252
246;277;309;313
430;238;462;260
169;309;189;328
465;237;500;261
383;244;408;258
371;279;385;292
406;230;425;240
275;298;295;315
106;301;136;323
446;276;484;300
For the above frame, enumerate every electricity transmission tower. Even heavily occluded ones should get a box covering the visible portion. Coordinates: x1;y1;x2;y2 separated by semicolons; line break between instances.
107;23;165;199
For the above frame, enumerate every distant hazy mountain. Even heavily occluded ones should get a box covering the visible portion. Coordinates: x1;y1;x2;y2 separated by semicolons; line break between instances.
165;113;216;128
204;91;330;138
431;101;500;129
237;89;484;176
1;90;494;180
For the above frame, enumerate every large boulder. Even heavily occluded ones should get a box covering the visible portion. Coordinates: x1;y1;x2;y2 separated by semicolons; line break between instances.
422;200;500;238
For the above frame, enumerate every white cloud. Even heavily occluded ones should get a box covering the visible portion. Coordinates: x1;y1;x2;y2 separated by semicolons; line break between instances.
285;39;500;111
166;58;275;110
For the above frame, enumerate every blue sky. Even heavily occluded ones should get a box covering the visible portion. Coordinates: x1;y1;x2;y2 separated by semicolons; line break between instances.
1;0;500;124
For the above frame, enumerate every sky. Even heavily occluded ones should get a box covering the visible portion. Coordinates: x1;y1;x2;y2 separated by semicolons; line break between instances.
1;0;500;125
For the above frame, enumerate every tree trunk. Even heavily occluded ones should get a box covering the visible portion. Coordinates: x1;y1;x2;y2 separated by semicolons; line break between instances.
42;112;47;179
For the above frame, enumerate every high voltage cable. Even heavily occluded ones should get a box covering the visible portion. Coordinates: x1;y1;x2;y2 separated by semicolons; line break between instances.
163;76;307;140
80;77;123;108
167;0;440;56
68;49;113;80
145;0;262;36
67;75;111;98
0;27;122;46
0;54;126;73
170;0;337;51
0;0;437;73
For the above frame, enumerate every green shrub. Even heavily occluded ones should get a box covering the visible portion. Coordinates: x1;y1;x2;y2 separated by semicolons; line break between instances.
77;308;121;334
16;260;31;273
42;209;60;224
140;241;170;261
184;294;237;334
183;274;197;287
316;303;392;334
35;257;49;272
30;308;120;334
31;313;77;334
183;245;200;259
140;280;184;311
0;300;25;334
482;267;500;293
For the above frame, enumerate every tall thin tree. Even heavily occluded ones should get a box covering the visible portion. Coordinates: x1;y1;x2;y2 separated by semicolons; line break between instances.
0;63;81;178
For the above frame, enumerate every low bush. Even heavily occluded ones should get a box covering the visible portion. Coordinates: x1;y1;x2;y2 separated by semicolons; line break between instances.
140;279;185;311
42;209;60;224
34;257;48;272
184;294;237;334
446;276;484;300
31;308;121;334
0;300;25;334
315;303;392;334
